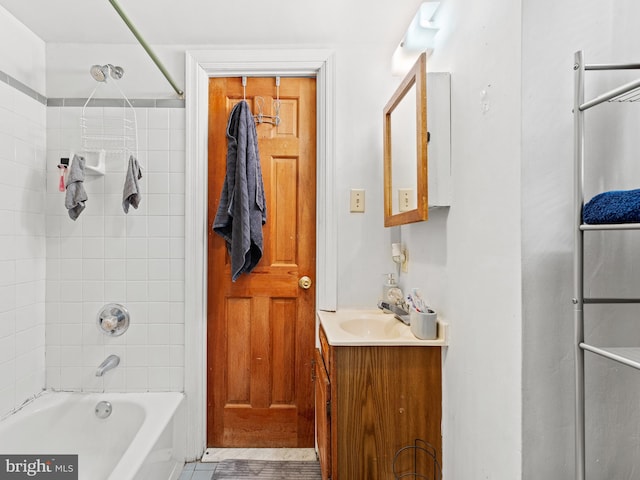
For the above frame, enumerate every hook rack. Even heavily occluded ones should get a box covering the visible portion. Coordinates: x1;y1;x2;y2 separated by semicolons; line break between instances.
241;76;281;126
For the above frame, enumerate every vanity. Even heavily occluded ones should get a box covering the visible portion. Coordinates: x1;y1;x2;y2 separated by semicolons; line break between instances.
314;310;447;480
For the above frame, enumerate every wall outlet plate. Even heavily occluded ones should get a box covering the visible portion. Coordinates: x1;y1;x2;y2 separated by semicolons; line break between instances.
350;189;365;213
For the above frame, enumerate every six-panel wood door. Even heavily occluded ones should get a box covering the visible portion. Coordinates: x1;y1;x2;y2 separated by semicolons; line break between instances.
207;77;317;447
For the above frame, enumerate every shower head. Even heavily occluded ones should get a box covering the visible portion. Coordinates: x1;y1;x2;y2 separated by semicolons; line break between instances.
89;64;124;82
90;65;109;82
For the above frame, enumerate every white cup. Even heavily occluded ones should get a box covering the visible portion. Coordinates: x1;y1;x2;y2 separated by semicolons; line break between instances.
409;308;438;340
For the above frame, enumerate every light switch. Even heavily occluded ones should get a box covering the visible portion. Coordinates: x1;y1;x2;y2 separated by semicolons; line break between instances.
350;189;365;213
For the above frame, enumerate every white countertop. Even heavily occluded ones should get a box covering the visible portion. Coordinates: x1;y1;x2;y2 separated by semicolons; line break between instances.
317;309;449;347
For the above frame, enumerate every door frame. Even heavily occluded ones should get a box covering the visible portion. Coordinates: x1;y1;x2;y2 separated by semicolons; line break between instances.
184;49;337;460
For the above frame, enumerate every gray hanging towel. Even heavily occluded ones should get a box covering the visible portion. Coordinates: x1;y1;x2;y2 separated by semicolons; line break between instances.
65;154;88;220
122;155;142;213
213;100;266;281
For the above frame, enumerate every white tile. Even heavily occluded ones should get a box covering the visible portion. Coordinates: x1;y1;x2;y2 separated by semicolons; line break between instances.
147;173;169;194
148;324;170;345
169;109;185;130
105;259;126;280
148;367;171;391
59;259;82;280
104;237;126;259
125;323;148;345
82;281;104;302
83;259;104;280
147;194;169;215
169;323;185;345
148;216;170;237
59;324;83;346
0;310;15;338
148;237;169;258
170;129;185;152
60;366;82;390
126;238;148;259
148;109;169;130
0;359;15;391
0;260;15;286
104;216;126;237
169;173;185;194
126;215;147;237
148;259;170;281
147;150;169;173
148;281;170;303
125;345;147;366
126;281;148;302
148;129;169;151
0;335;15;364
82;215;105;237
60;346;82;366
82;237;104;259
104;281;126;303
125;367;148;391
148;302;170;323
169;194;185;216
126;259;147;280
148;345;170;366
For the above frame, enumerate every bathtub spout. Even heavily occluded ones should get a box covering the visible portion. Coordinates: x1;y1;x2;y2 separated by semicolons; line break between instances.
96;354;120;376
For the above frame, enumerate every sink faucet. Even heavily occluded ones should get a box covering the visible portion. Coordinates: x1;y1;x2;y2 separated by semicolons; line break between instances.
96;354;120;377
377;300;410;325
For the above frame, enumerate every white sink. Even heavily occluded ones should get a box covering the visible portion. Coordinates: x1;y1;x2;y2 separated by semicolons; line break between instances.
338;317;404;339
318;309;448;346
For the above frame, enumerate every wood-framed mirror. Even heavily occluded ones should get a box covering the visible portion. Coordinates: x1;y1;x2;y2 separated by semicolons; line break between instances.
383;52;427;227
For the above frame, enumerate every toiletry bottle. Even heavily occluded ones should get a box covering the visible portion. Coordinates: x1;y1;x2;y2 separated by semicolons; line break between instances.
382;273;397;302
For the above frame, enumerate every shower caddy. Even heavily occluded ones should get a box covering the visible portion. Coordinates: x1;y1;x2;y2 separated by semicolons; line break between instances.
573;50;640;480
79;64;138;175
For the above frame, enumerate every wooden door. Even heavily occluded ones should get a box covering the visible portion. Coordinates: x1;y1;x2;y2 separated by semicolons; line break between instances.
207;77;317;447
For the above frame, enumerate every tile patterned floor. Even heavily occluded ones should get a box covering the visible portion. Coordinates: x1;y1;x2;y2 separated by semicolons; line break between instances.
178;449;318;480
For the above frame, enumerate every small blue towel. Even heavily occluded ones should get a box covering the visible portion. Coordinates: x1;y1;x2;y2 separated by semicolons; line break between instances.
583;189;640;224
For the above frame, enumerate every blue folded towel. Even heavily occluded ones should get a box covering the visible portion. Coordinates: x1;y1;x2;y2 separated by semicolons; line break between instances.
583;189;640;224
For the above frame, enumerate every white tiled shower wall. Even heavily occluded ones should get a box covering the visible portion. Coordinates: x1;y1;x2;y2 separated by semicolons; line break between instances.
45;105;185;392
0;81;47;415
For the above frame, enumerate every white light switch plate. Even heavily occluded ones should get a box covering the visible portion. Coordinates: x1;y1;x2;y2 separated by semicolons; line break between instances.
350;189;365;213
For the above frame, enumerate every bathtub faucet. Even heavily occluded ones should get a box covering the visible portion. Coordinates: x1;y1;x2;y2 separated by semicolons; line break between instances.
96;354;120;377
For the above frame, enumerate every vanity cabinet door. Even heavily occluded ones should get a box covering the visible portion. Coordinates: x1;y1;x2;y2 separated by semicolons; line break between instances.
314;348;331;480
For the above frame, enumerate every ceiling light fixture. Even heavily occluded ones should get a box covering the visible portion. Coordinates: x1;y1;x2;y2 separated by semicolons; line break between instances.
392;2;441;75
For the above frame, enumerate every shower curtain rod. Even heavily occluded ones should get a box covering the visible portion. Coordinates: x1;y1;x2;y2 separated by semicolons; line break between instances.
107;0;184;98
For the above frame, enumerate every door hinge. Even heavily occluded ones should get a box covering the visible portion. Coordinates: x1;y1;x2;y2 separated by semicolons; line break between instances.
326;399;331;418
311;358;316;382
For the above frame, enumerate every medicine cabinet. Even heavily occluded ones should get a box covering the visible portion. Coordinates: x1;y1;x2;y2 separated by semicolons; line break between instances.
383;52;451;227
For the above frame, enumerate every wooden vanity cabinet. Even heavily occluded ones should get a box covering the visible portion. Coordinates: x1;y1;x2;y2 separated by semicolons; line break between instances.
314;325;442;480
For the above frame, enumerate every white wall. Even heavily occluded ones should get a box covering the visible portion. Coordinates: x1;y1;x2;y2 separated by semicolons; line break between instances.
0;5;45;94
0;6;46;416
396;0;523;478
522;0;640;478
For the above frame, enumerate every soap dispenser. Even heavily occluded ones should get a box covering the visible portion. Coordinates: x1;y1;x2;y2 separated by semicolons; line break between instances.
382;273;398;302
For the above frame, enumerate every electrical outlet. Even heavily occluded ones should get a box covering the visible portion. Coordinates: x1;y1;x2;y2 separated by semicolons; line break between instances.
398;188;414;212
350;189;365;213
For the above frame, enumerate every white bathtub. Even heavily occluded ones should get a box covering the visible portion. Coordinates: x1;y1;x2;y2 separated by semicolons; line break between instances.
0;391;185;480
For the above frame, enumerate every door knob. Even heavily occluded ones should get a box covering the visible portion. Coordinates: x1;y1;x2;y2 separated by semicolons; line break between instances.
299;276;312;289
